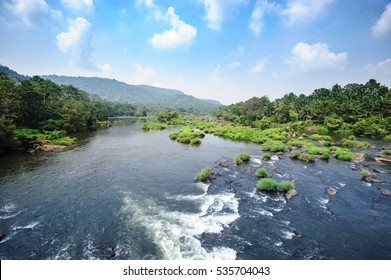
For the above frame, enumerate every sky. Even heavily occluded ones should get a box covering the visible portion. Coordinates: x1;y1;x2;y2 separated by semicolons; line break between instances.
0;0;391;105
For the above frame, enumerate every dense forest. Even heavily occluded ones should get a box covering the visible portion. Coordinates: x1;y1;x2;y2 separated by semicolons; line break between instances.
0;72;138;150
215;79;391;139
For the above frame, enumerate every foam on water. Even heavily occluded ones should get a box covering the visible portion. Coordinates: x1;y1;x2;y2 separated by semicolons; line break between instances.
11;221;39;231
281;230;295;239
122;189;240;260
317;197;329;210
254;208;273;217
251;157;262;165
0;202;22;219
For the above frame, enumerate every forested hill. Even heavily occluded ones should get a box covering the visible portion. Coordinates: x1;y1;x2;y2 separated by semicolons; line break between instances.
0;65;28;82
41;75;222;113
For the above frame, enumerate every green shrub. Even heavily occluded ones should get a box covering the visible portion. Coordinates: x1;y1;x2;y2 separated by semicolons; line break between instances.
255;168;267;178
169;132;179;140
289;151;301;159
306;146;329;155
301;133;308;138
341;139;370;148
234;153;251;165
360;169;373;179
278;181;294;192
322;141;332;146
257;178;279;191
190;138;201;145
51;137;77;146
309;134;333;142
381;150;391;155
262;140;285;152
384;135;391;141
262;153;271;160
319;152;330;160
298;153;316;162
194;167;212;182
348;135;356;140
335;149;356;161
142;122;167;131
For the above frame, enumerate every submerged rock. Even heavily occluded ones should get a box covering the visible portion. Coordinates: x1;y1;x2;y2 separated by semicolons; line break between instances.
285;189;298;200
380;188;391;197
327;187;338;197
0;233;5;242
92;244;116;260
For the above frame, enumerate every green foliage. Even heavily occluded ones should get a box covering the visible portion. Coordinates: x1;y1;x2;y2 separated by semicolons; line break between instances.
256;178;279;191
262;153;271;160
381;150;391;155
341;139;370;148
234;153;251;165
309;134;333;142
262;140;285;152
298;153;316;162
278;181;294;192
256;178;294;192
334;148;357;161
384;135;391;141
286;139;315;149
194;167;212;182
255;168;267;178
319;152;330;160
360;169;373;179
142;122;167;131
348;135;356;140
306;146;329;155
97;121;111;128
157;110;179;123
169;126;204;144
289;151;301;159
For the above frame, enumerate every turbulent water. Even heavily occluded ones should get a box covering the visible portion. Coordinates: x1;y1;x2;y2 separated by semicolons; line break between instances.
0;122;390;260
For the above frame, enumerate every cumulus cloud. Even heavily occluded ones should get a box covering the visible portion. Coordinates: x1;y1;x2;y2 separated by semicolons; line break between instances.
248;0;276;37
61;0;94;13
281;0;335;25
372;3;391;38
290;42;347;71
4;0;63;27
249;58;268;74
149;7;197;49
132;63;156;84
200;0;247;31
56;17;96;69
209;65;222;82
135;0;164;21
228;61;241;69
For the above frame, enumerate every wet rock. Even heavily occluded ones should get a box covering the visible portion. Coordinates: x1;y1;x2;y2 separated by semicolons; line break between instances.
285;189;298;200
372;169;386;174
293;229;302;238
352;153;365;163
93;244;116;260
364;175;384;183
374;155;391;163
327;187;338;197
380;189;391;197
0;233;5;242
219;161;230;168
35;144;66;152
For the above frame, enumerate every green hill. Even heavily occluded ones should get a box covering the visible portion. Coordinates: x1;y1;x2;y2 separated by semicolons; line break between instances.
42;75;222;113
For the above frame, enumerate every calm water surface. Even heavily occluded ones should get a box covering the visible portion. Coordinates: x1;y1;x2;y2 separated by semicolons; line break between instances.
0;122;390;259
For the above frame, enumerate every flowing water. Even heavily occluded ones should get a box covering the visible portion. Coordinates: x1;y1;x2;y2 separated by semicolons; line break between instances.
0;122;390;260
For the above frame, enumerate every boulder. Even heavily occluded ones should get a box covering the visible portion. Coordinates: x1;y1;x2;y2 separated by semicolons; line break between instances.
365;175;384;183
380;188;391;197
352;153;365;163
327;187;338;197
35;144;66;152
285;188;298;200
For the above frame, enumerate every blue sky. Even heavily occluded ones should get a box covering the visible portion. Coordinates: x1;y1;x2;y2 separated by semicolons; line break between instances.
1;0;391;104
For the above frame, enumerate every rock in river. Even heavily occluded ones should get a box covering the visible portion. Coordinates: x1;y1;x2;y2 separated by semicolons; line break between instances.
380;188;391;197
285;189;298;200
327;187;338;197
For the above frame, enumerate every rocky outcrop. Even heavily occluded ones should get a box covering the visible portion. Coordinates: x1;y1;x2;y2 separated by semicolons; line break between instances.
28;140;66;153
352;153;365;163
285;188;298;200
327;187;338;197
364;175;384;183
374;155;391;163
380;188;391;197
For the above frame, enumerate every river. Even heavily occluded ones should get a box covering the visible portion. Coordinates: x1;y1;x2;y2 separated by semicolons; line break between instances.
0;122;390;259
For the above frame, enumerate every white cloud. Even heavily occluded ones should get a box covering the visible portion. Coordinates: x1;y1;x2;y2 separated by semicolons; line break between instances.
61;0;94;13
56;17;95;68
248;0;276;37
4;0;63;27
249;58;268;73
209;65;222;82
97;63;112;73
290;42;348;72
228;61;241;69
149;7;197;49
372;3;391;38
135;0;164;21
281;0;335;25
200;0;248;31
132;63;156;84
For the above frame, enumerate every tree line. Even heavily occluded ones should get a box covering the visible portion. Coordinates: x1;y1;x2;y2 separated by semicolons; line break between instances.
0;73;137;149
215;79;391;138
